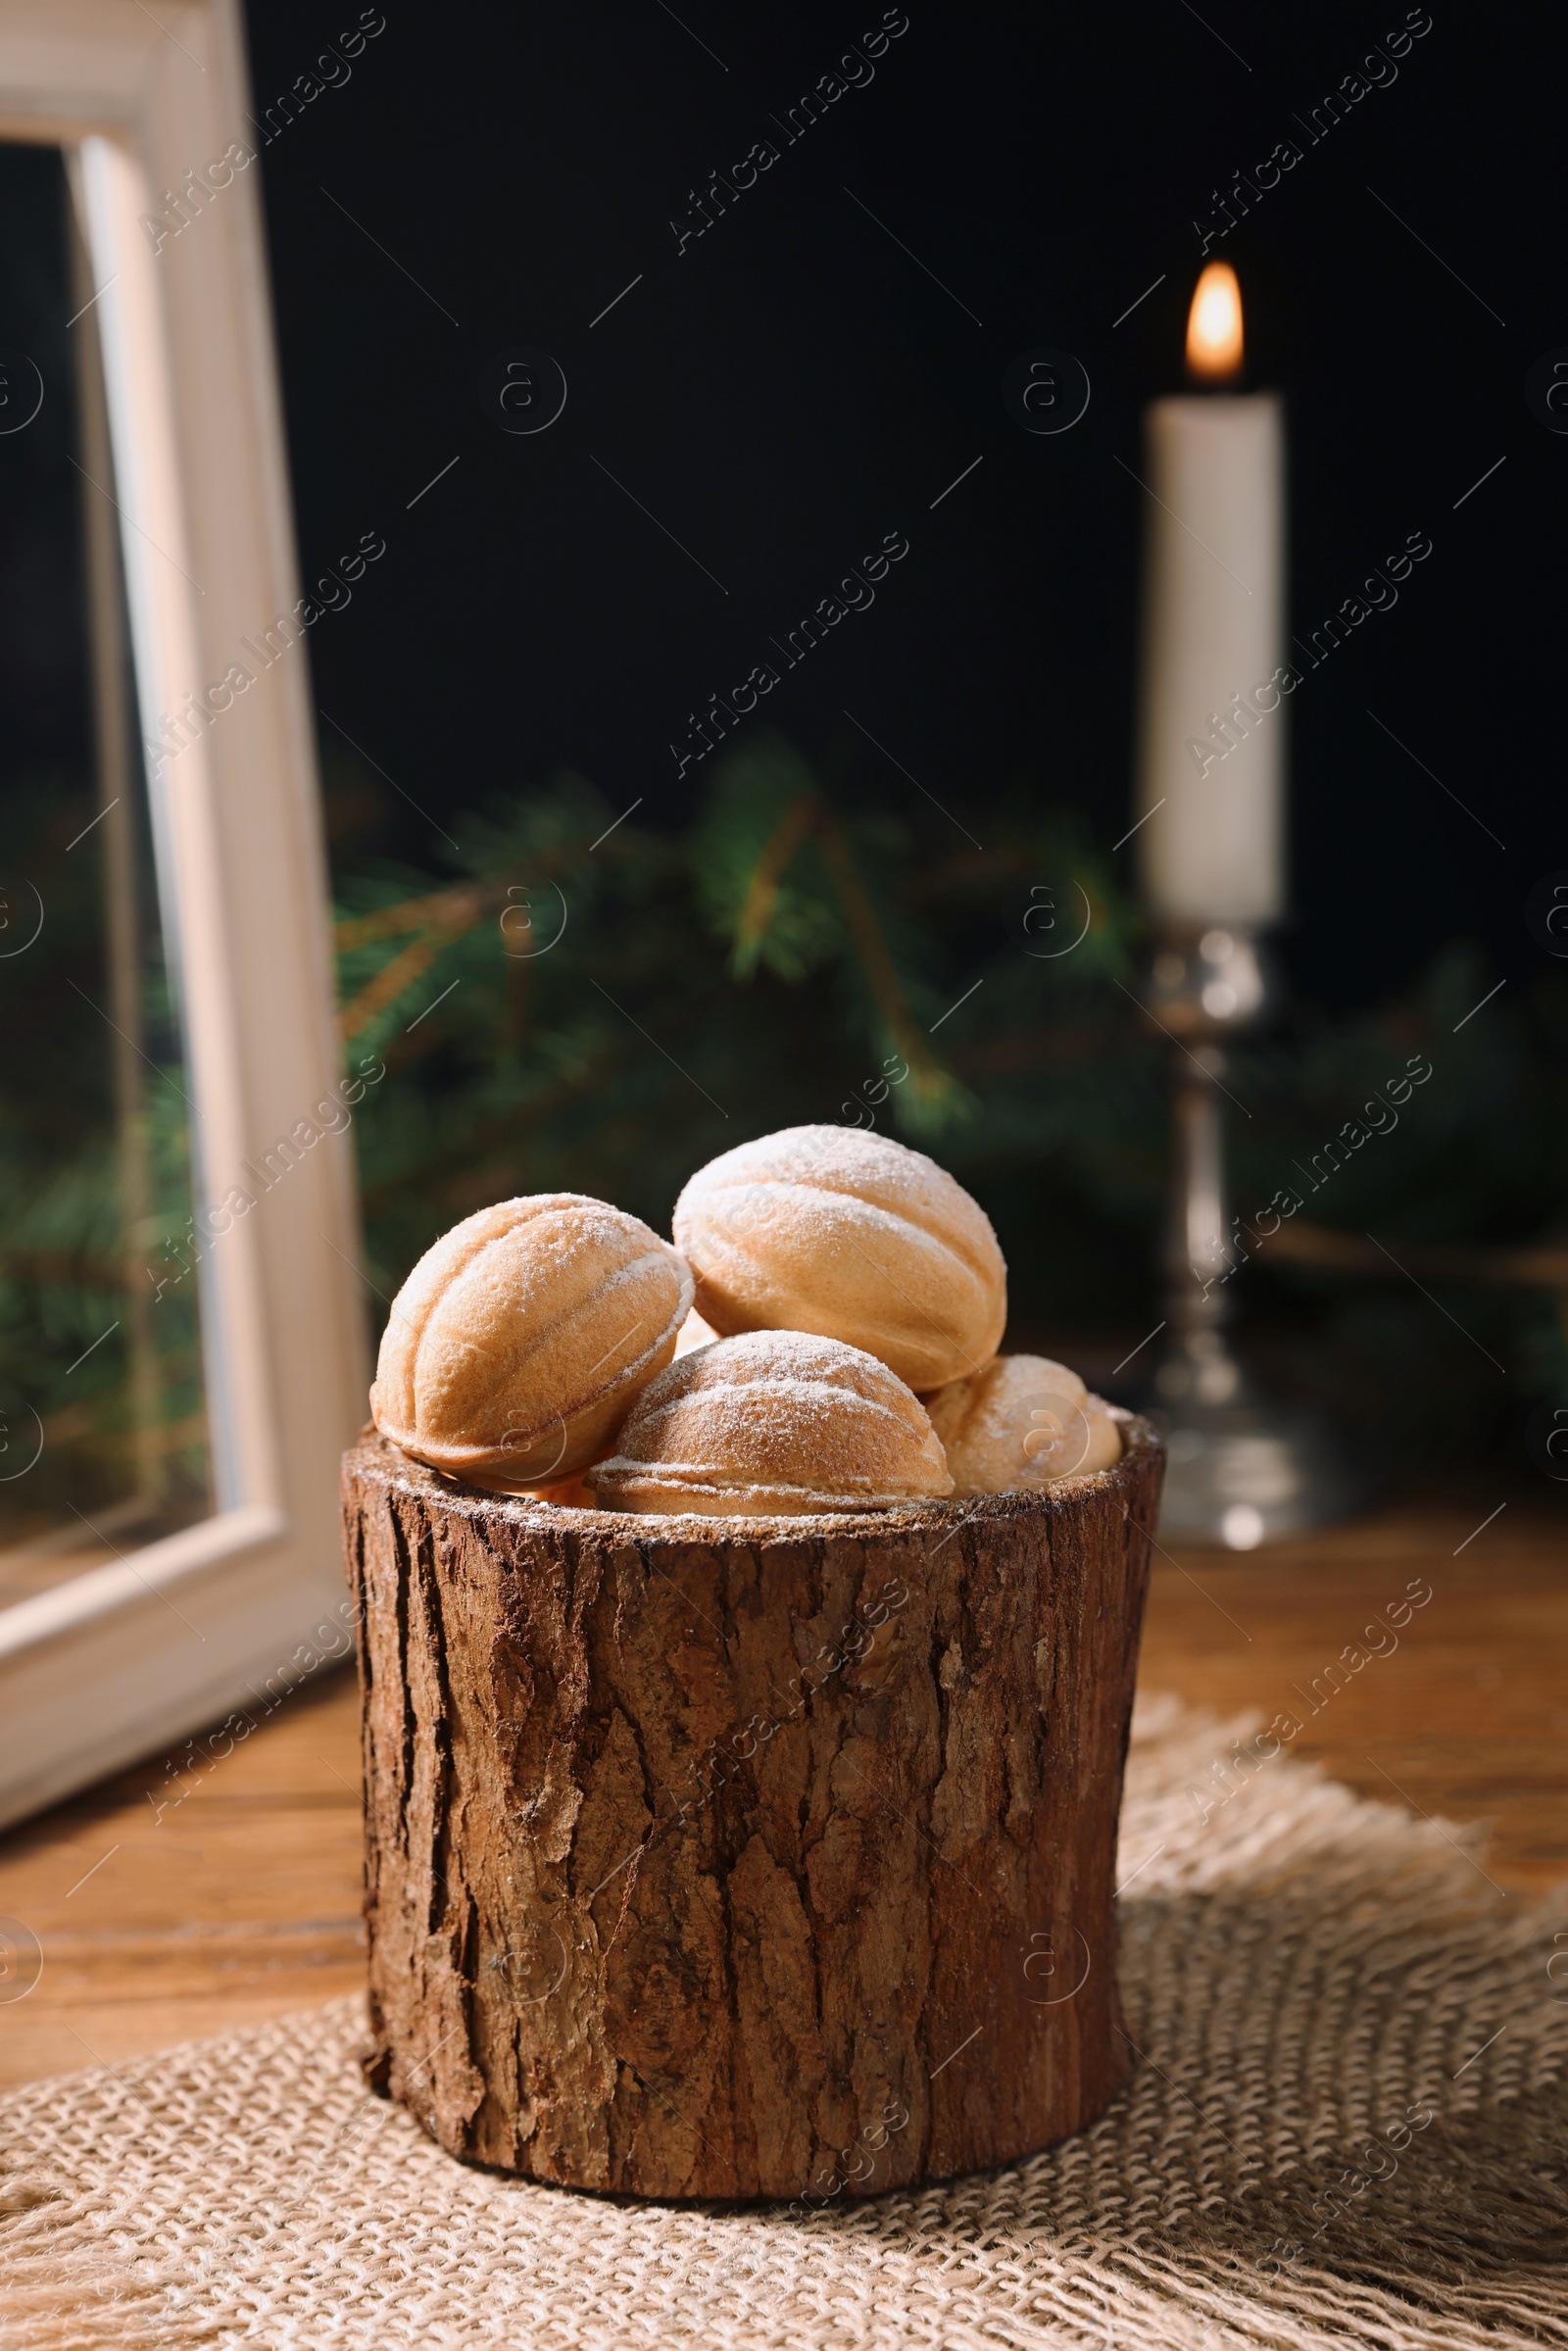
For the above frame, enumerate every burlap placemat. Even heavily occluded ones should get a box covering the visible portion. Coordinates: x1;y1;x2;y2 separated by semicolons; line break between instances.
3;1694;1565;2350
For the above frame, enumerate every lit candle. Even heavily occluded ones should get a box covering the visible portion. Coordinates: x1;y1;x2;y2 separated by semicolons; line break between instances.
1135;264;1286;925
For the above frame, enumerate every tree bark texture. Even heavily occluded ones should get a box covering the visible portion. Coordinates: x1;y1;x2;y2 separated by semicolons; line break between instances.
344;1418;1164;2200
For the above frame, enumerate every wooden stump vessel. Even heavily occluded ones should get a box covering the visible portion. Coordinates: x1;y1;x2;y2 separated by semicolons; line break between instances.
344;1417;1164;2200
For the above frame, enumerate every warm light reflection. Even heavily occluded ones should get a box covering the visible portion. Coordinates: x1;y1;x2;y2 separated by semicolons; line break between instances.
1186;262;1244;380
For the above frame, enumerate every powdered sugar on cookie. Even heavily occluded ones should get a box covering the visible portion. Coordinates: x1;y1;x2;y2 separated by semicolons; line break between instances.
589;1329;953;1516
672;1125;1005;1392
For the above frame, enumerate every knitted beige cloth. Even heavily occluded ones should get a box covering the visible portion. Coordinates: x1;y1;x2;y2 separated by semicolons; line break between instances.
3;1695;1565;2350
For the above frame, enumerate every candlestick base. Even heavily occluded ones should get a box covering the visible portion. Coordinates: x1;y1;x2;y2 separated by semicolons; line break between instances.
1148;1352;1365;1547
1140;922;1364;1547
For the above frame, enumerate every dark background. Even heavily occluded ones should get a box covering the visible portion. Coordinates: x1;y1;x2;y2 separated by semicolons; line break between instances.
236;0;1562;1017
1;1;1564;1488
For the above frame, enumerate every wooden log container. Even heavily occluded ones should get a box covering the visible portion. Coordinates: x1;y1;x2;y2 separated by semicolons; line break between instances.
344;1416;1164;2200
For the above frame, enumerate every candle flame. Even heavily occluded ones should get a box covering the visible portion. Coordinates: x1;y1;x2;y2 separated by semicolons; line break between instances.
1186;262;1244;381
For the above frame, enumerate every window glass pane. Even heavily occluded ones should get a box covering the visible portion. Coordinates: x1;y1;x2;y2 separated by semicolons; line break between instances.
0;142;211;1608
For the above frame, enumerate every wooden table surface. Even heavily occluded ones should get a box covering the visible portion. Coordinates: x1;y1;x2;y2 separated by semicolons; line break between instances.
2;1497;1564;2092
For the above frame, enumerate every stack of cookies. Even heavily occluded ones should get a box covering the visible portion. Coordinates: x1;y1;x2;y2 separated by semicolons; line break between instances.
370;1125;1122;1516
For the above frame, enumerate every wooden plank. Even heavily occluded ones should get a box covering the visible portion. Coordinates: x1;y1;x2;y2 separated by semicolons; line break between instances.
0;1668;364;2088
1135;1498;1568;1894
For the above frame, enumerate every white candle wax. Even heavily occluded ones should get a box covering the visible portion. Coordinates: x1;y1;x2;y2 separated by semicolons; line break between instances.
1135;392;1286;924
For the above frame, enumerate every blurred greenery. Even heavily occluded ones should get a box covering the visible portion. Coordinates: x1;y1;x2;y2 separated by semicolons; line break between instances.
327;733;1568;1483
0;775;207;1533
3;731;1564;1515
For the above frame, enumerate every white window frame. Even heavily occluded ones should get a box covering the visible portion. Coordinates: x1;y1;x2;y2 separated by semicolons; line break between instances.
0;0;368;1826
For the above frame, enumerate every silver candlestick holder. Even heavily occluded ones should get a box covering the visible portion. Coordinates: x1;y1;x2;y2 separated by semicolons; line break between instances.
1140;922;1363;1545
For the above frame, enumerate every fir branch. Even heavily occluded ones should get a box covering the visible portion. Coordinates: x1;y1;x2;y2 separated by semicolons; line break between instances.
811;808;956;1111
337;926;462;1043
1265;1221;1568;1292
722;774;956;1110
356;1045;632;1215
901;844;1042;903
732;792;821;973
334;879;500;953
